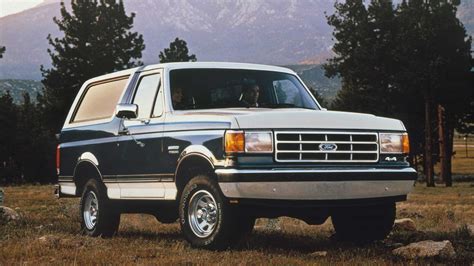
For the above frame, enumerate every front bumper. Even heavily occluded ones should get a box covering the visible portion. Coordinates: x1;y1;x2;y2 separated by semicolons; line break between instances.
216;167;417;201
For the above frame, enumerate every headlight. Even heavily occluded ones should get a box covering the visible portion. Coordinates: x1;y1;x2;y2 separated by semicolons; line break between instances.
245;131;273;153
225;130;273;154
379;133;410;154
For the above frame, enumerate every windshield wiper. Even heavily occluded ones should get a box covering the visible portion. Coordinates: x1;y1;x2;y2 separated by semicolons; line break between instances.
261;103;316;110
261;103;295;108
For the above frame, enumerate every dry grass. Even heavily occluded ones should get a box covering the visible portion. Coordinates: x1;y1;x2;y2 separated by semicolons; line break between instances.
434;139;474;175
1;183;473;264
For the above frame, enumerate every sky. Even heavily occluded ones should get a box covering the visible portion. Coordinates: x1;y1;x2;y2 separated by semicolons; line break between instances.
0;0;43;18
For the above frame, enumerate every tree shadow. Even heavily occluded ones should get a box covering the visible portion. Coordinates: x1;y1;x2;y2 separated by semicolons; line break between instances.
114;223;385;255
240;230;385;254
117;228;183;242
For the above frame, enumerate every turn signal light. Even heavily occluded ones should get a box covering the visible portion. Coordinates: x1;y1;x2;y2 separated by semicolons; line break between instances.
225;131;244;154
402;133;410;154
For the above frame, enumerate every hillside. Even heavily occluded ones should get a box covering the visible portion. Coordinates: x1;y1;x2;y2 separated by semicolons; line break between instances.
0;80;43;104
1;1;471;81
0;65;341;105
458;1;474;35
288;64;340;101
0;0;335;80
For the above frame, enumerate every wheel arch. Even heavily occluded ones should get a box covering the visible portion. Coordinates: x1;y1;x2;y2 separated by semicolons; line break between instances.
73;158;103;196
175;146;217;196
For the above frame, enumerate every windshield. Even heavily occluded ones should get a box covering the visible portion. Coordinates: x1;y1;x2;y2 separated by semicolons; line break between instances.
169;69;319;110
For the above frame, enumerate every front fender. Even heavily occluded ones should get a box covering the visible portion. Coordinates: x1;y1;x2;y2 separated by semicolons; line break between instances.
177;145;218;170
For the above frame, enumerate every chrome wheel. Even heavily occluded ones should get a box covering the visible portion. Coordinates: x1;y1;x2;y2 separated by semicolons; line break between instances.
83;191;99;230
188;190;218;238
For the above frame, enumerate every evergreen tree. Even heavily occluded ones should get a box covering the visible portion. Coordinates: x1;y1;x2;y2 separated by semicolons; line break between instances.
308;87;328;108
15;93;54;182
0;91;17;159
457;102;474;137
0;92;18;183
41;0;145;133
0;46;5;58
159;38;197;63
324;0;472;187
34;0;145;181
326;0;400;115
395;0;472;186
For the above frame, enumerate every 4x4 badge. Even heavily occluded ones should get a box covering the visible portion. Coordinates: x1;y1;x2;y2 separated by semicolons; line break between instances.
319;143;338;151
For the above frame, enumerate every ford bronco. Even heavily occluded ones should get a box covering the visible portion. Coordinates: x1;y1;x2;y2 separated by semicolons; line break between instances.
56;62;416;249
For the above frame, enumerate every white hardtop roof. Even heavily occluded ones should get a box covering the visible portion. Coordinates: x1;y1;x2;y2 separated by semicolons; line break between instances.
85;67;139;84
83;62;296;85
141;62;296;74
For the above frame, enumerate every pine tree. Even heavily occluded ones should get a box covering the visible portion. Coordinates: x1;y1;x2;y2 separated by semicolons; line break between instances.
15;93;53;182
457;102;474;138
41;0;145;133
324;0;472;187
395;0;472;186
159;38;197;63
0;91;18;183
308;87;328;108
0;91;17;157
325;0;400;117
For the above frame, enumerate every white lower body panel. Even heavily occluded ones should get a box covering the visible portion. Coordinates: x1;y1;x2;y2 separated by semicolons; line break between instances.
58;182;77;196
108;182;177;200
57;181;177;200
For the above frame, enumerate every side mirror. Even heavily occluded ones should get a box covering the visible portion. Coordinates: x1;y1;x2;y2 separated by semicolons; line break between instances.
115;104;138;119
321;108;328;111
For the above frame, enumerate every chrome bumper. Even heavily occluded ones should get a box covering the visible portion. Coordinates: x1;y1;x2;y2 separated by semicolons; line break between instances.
216;168;416;200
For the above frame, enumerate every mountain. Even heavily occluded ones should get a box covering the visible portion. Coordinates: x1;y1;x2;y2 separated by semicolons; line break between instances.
0;79;43;104
458;1;474;36
0;0;335;80
0;0;471;81
288;64;340;101
0;64;341;104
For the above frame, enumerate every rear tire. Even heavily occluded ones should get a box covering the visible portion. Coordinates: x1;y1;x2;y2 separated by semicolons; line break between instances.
79;179;120;237
331;203;395;242
179;175;243;249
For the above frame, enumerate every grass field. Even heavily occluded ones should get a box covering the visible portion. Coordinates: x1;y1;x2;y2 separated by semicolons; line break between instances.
431;137;474;176
448;138;474;175
1;184;473;264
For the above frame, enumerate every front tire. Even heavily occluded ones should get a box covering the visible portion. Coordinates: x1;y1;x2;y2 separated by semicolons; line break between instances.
79;179;120;237
179;175;241;249
331;203;396;242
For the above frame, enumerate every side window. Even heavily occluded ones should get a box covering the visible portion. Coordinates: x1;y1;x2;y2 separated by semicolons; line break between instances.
273;80;303;106
152;83;163;117
132;74;161;119
73;78;128;123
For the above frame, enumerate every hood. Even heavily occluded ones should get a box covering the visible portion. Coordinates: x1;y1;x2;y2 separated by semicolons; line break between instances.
176;108;405;131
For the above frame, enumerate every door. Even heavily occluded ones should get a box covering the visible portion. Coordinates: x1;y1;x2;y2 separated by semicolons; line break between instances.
116;70;167;198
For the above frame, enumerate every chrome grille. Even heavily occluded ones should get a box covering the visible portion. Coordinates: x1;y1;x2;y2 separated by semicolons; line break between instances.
275;131;379;163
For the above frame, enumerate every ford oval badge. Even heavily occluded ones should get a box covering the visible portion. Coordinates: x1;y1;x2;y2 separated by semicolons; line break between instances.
319;143;338;151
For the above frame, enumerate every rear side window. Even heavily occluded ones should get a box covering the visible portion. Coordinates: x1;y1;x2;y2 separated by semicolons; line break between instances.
73;78;128;123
